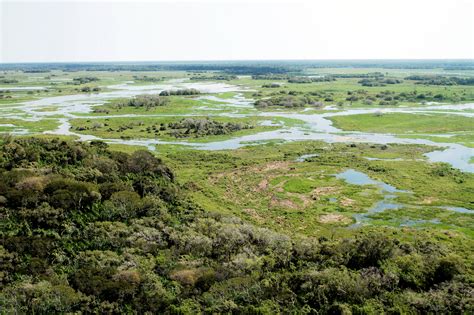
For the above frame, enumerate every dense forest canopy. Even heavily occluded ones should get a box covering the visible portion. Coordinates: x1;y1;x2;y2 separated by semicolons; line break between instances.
0;138;472;313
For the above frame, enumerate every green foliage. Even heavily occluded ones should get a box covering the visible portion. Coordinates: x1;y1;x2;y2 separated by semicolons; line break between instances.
0;138;472;313
159;88;200;96
166;118;254;138
116;94;170;110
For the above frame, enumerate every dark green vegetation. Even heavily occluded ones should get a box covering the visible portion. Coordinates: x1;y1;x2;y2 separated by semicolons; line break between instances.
255;93;324;108
71;76;100;85
358;78;403;87
159;88;200;96
189;74;237;81
253;85;470;107
166;118;254;138
74;117;255;140
0;138;473;313
406;75;474;86
133;75;164;82
70;116;272;142
3;59;472;73
0;78;19;84
115;94;170;110
288;76;336;83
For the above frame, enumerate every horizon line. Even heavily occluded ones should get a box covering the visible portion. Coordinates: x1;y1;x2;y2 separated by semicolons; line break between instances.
1;58;474;65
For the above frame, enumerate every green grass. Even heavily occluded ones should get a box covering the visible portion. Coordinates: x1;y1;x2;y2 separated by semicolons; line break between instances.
283;178;317;193
0;118;61;133
164;141;474;238
330;112;474;134
69;115;288;143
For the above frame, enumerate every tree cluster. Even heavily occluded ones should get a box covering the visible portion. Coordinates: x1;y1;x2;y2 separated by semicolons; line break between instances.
132;75;164;82
0;79;19;84
358;78;402;87
405;75;474;86
72;77;100;85
116;94;170;110
190;74;237;81
255;94;324;108
288;76;336;83
159;89;200;96
166;118;253;138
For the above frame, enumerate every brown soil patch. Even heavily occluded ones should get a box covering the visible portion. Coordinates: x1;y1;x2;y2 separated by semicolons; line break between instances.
318;213;352;224
261;161;291;172
311;186;339;200
269;195;298;209
243;208;264;223
255;179;269;192
287;192;312;208
420;197;438;204
340;197;355;207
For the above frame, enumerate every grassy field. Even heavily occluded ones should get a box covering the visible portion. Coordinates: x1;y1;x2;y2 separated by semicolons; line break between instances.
69;115;295;142
330;112;474;134
163;141;474;238
329;112;474;147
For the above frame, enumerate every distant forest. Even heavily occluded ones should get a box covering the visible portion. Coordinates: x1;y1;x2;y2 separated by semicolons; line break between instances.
1;60;473;74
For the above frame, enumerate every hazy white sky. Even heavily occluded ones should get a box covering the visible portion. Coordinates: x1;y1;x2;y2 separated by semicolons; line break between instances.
1;0;473;62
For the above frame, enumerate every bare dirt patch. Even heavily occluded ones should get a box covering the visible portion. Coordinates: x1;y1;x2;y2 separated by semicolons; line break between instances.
318;213;352;224
340;197;356;207
243;208;264;223
269;195;299;209
255;179;269;192
420;197;438;204
311;186;339;200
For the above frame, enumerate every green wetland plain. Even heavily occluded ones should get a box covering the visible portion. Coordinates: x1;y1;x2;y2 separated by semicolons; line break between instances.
0;60;473;313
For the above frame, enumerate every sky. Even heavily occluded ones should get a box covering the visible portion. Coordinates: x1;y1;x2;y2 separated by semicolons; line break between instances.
1;0;473;62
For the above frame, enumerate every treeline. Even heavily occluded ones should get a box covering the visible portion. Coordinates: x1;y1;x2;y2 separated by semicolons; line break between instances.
2;60;473;72
405;75;474;86
252;74;289;80
288;76;336;83
133;75;164;82
189;74;237;81
358;78;402;87
252;74;336;84
331;72;384;79
72;76;100;85
0;138;472;313
0;63;293;75
0;79;19;84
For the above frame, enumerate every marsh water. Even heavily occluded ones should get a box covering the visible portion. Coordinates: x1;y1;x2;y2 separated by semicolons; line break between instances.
2;79;474;173
333;168;473;226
